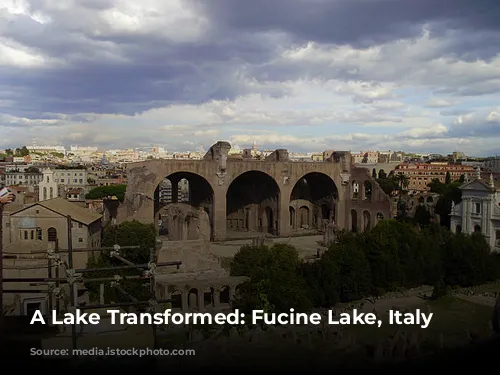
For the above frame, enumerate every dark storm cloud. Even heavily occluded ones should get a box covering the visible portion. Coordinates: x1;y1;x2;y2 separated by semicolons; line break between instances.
1;0;500;120
191;0;500;47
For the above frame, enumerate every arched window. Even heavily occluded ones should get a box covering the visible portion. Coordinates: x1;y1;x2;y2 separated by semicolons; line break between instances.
48;227;57;242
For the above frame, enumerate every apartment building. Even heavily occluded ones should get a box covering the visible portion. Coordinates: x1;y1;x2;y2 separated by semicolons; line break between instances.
394;162;476;193
4;168;43;186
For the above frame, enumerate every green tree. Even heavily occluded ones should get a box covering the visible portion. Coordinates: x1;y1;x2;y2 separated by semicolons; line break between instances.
378;169;387;179
85;184;127;202
84;220;156;305
394;172;409;195
445;171;452;185
414;205;431;227
231;243;312;313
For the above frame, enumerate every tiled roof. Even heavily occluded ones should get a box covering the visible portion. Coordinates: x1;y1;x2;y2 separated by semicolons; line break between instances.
12;197;102;225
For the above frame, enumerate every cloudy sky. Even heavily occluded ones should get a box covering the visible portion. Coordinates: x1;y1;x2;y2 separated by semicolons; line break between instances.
1;0;500;155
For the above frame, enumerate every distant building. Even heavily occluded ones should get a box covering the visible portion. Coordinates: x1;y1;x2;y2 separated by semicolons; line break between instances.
394;162;476;193
38;168;59;201
2;198;103;316
450;173;500;252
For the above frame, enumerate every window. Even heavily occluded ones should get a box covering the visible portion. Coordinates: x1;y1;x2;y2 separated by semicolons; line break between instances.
36;210;39;214
475;203;481;214
48;227;57;242
24;230;28;240
23;299;46;317
78;223;83;228
30;230;34;240
78;238;83;243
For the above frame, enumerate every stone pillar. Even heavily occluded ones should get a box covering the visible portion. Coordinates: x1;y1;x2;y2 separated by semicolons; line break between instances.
482;198;488;236
213;289;220;308
336;190;347;230
212;188;226;241
279;190;291;237
197;291;204;312
181;292;188;312
171;180;179;203
462;198;468;233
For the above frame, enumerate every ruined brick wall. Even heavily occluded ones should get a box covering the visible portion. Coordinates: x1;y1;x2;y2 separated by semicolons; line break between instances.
156;239;227;277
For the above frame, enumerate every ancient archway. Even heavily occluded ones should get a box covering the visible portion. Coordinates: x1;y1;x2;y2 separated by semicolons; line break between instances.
226;171;280;237
289;207;296;229
298;206;310;228
290;172;338;232
351;209;358;232
155;172;214;241
363;210;371;231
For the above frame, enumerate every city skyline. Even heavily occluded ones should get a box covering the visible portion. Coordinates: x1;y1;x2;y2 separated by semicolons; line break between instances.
1;0;499;155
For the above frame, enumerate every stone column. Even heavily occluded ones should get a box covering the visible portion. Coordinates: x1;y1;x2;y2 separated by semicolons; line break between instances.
212;187;227;241
197;291;204;312
171;179;179;203
336;189;347;230
482;198;488;236
462;198;468;232
181;292;188;312
279;190;291;237
213;289;220;309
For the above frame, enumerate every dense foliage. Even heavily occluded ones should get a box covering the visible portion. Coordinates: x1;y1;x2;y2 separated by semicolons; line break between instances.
84;220;156;305
85;184;127;202
231;220;500;314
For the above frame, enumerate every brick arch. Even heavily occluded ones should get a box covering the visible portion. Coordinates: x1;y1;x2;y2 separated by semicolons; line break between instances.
287;168;343;196
125;160;219;204
225;168;281;190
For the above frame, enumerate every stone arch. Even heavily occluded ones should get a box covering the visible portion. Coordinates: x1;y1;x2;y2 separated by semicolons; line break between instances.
363;180;372;200
155;171;215;240
226;170;280;236
204;287;215;308
43;187;47;201
47;227;57;242
262;206;274;234
290;172;338;232
49;187;54;199
289;206;296;229
298;206;310;228
187;288;199;310
456;224;462;234
351;209;358;232
170;290;182;309
474;224;481;233
220;285;230;304
363;210;371;231
418;196;425;204
376;212;384;222
495;229;500;246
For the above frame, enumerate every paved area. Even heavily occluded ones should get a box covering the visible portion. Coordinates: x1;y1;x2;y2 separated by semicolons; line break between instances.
209;234;324;259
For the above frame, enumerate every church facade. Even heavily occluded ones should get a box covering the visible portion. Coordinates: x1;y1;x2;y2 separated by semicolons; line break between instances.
450;173;500;252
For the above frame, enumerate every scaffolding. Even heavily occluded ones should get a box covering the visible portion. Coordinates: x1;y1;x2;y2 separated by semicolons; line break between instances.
1;214;182;356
